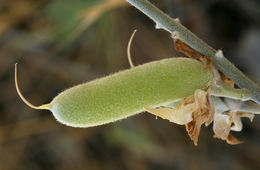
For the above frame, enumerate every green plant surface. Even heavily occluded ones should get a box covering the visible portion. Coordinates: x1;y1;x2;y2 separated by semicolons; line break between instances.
16;58;213;127
126;0;260;104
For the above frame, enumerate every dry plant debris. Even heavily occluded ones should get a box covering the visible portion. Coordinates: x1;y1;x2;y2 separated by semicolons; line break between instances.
146;89;255;145
174;39;212;68
174;38;234;87
213;110;254;144
145;38;256;145
146;90;214;146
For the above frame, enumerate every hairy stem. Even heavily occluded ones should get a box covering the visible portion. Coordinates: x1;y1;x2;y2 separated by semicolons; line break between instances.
126;0;260;104
211;97;260;115
224;99;260;115
239;101;260;114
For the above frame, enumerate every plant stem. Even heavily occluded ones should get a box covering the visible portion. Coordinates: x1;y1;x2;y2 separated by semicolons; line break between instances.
224;99;260;115
239;101;260;114
126;0;260;104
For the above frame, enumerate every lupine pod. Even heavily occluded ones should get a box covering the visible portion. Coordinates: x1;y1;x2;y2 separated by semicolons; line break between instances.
15;58;213;127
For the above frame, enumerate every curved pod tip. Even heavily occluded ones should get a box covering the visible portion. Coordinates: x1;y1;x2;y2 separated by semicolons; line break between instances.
15;63;51;110
127;29;137;68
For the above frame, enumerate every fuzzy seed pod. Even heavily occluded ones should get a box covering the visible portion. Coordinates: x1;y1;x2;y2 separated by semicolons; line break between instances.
15;58;213;127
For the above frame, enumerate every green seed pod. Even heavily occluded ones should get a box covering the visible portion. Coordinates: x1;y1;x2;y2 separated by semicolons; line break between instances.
15;58;213;127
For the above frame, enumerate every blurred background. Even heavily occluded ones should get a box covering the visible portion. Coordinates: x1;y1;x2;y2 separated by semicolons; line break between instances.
0;0;260;170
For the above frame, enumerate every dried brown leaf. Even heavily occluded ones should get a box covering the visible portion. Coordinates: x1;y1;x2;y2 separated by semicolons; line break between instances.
145;86;253;146
226;135;243;145
213;111;253;144
213;113;232;140
185;90;214;146
174;39;234;88
174;39;212;67
144;102;194;125
220;72;234;88
146;89;214;146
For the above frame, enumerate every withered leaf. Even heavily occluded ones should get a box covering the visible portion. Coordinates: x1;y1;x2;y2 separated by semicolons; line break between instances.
185;90;214;146
220;72;234;88
146;89;214;146
174;39;235;88
144;99;194;125
174;39;212;67
213;111;254;144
